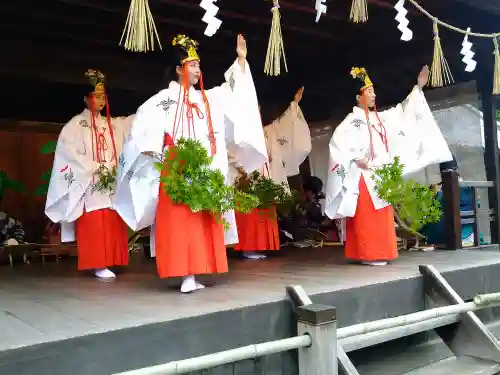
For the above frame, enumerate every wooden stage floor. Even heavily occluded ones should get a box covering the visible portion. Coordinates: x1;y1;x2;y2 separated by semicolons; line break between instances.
1;246;500;353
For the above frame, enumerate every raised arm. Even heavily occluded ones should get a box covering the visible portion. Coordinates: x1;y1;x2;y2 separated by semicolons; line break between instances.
266;87;312;176
379;65;430;128
209;34;267;173
236;34;247;72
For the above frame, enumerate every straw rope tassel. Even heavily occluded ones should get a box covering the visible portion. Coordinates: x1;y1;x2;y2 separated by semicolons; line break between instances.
264;0;288;76
429;20;454;87
119;0;162;53
493;37;500;95
350;0;368;23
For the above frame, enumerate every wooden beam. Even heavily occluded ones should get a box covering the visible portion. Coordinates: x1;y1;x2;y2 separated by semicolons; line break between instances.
425;81;479;111
0;40;162;92
0;37;241;92
475;37;500;244
441;170;463;249
159;0;339;40
52;0;266;44
0;119;63;133
452;0;500;14
0;11;253;59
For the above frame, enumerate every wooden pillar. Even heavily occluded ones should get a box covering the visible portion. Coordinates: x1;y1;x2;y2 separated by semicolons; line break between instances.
296;304;337;375
442;170;462;249
475;38;500;244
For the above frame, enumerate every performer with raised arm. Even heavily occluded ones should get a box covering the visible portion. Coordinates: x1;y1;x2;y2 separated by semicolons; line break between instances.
324;66;452;266
263;87;311;187
114;34;268;293
45;70;131;279
232;87;311;260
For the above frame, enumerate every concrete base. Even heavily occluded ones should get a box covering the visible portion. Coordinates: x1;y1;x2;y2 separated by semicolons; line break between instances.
1;248;500;375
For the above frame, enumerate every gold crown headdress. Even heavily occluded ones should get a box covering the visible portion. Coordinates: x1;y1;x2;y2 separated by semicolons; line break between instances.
85;69;106;94
350;67;373;91
172;34;200;63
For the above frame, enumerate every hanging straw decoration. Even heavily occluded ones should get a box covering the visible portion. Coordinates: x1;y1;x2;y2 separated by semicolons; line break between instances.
429;20;454;88
493;37;500;95
349;0;368;23
404;0;500;93
119;0;162;53
264;0;288;76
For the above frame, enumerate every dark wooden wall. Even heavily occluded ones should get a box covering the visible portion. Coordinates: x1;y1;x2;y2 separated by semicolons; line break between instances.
0;122;61;241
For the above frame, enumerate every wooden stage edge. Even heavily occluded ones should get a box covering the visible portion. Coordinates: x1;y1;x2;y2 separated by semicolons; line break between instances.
1;245;500;353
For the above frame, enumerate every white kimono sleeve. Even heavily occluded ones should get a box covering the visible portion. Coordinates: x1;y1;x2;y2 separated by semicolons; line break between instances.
266;101;312;176
45;118;100;223
113;105;163;230
223;148;240;245
112;114;136;151
380;87;452;175
324;116;364;219
212;59;268;173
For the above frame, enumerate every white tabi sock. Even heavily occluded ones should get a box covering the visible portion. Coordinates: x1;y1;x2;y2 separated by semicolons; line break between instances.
94;268;116;279
181;275;205;293
361;261;388;266
243;252;267;260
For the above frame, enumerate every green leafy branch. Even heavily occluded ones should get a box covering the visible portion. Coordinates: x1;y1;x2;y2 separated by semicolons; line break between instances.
92;165;118;194
155;138;259;230
34;141;58;197
0;170;25;200
373;156;441;234
235;170;293;218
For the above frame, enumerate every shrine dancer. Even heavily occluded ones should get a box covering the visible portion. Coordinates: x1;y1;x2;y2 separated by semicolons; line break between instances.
233;87;311;259
114;34;268;293
45;70;132;279
324;65;452;266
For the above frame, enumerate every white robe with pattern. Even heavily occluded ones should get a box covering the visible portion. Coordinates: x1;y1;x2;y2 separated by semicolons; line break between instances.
45;110;133;242
324;86;452;220
113;60;268;255
264;101;311;187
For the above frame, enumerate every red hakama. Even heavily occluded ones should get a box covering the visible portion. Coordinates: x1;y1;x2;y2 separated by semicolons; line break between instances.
345;176;398;261
75;208;129;270
154;132;228;278
154;192;228;278
234;207;280;252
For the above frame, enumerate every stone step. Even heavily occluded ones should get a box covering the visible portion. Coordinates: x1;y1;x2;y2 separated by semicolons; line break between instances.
402;356;500;375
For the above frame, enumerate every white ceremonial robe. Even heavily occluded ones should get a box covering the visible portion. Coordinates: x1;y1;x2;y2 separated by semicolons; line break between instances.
264;101;311;187
113;114;135;142
45;110;131;241
324;86;452;220
113;60;268;254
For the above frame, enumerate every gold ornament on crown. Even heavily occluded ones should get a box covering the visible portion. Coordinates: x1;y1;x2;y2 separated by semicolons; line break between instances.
172;34;200;63
350;67;373;90
85;69;106;93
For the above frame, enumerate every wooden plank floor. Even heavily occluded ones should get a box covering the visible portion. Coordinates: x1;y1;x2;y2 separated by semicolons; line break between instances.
1;246;499;352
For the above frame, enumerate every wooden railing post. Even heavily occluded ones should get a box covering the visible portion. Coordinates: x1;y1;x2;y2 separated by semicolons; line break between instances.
471;187;480;247
296;304;337;375
476;36;500;245
441;170;462;249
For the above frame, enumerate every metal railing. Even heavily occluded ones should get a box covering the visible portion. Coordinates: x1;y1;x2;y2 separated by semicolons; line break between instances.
115;335;311;375
113;267;500;375
442;171;496;248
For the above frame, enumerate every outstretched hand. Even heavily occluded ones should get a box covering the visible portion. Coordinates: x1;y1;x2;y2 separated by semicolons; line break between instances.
355;158;369;170
236;34;247;59
294;87;305;103
417;65;429;89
